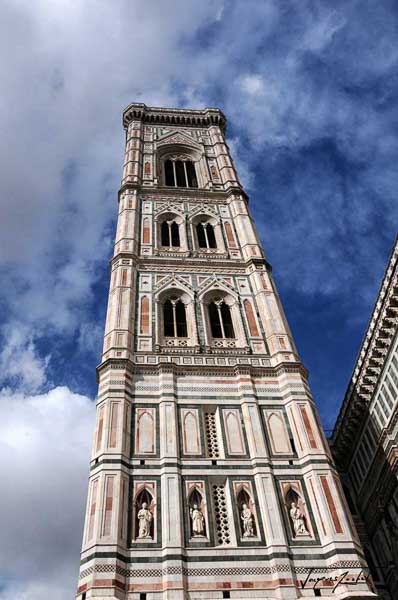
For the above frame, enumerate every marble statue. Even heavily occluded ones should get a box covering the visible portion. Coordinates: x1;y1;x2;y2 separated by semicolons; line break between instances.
241;503;254;537
137;502;153;539
290;502;308;535
190;503;205;536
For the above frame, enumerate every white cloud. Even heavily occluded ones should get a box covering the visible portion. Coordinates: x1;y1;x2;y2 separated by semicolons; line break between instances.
0;0;220;337
0;323;50;393
228;137;255;190
300;8;346;52
239;74;266;96
0;386;94;600
77;321;104;355
1;0;396;340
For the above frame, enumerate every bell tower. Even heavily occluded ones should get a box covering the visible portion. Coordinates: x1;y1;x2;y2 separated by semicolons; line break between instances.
76;104;376;599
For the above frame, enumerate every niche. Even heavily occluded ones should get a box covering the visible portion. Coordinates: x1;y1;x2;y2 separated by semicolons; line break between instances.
133;486;156;542
235;484;258;539
285;486;310;538
188;487;207;539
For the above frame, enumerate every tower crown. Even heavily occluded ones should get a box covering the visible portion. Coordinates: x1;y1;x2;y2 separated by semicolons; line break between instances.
122;102;226;132
121;102;241;198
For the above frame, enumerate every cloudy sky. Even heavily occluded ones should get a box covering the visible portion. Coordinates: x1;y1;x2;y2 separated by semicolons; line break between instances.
0;0;397;597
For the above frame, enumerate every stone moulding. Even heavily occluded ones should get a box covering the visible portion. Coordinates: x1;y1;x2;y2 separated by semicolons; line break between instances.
122;102;227;133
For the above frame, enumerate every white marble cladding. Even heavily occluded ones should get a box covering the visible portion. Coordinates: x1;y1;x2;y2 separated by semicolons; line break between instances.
77;104;375;600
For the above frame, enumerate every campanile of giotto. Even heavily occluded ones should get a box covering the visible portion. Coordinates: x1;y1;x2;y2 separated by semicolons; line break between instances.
76;104;376;600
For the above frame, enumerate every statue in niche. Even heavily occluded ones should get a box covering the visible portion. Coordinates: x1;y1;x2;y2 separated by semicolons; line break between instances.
290;502;309;535
241;503;255;537
210;164;218;179
190;503;205;537
137;502;153;539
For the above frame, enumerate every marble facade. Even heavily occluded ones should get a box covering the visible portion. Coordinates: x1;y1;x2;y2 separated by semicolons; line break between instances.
76;103;376;600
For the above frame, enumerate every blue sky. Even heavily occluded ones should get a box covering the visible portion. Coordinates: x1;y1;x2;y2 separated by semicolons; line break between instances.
0;1;397;597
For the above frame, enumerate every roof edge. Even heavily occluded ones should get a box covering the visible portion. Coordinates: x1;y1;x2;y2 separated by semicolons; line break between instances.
122;103;227;133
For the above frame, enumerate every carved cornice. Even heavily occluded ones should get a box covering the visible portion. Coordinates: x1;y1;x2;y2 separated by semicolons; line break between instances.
331;236;398;464
96;356;308;382
118;182;248;202
110;252;270;273
122;103;227;134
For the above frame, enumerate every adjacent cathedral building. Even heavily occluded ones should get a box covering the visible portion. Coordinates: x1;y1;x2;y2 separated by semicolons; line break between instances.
76;104;376;599
331;237;398;600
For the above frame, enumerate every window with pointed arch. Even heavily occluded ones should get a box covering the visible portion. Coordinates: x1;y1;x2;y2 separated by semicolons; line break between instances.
163;297;187;337
196;221;217;249
208;299;235;339
164;157;198;188
161;219;180;247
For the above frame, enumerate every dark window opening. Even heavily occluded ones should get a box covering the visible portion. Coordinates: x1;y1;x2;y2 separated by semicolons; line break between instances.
209;301;223;338
223;592;230;599
314;590;321;597
196;222;217;249
206;223;217;248
140;593;147;600
161;220;170;246
197;223;207;248
164;159;198;188
164;159;174;186
186;160;198;187
175;160;186;187
209;301;235;339
289;437;296;454
171;221;180;246
161;221;180;247
175;300;187;337
221;302;234;338
163;299;187;337
82;593;86;600
163;299;175;336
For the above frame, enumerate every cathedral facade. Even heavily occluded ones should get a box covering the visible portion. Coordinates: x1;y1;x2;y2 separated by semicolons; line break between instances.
77;104;375;600
331;237;398;599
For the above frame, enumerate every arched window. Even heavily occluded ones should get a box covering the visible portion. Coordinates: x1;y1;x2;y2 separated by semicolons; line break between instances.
197;222;217;249
163;299;187;337
209;301;235;338
161;220;180;247
164;158;198;188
